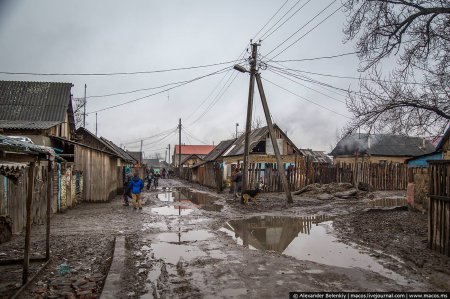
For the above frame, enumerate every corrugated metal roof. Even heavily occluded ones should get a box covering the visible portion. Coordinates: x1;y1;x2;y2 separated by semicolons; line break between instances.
0;120;63;129
127;151;143;162
174;145;215;155
298;149;332;164
101;137;137;163
202;139;235;161
223;127;269;157
0;80;72;128
223;125;299;157
330;133;435;157
0;134;55;156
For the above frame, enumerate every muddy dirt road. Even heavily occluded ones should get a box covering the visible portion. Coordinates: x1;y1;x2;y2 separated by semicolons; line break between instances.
1;178;449;298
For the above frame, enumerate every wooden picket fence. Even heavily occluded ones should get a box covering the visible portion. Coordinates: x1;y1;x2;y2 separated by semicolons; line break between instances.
428;161;450;256
180;156;420;193
246;157;414;192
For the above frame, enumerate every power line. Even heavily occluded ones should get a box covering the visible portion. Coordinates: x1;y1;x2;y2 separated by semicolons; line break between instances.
258;0;302;40
140;129;178;150
272;51;359;62
74;79;191;99
90;66;230;113
267;64;354;96
260;0;312;41
0;59;244;76
189;71;239;126
262;76;351;119
265;0;339;59
122;127;178;145
270;3;343;60
267;64;428;86
252;0;291;40
182;127;208;145
267;68;346;103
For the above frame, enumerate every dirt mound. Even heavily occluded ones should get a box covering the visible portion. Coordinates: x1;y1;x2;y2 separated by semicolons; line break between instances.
294;183;353;195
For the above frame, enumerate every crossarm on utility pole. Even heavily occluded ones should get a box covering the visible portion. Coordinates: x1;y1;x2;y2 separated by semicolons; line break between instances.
255;73;293;204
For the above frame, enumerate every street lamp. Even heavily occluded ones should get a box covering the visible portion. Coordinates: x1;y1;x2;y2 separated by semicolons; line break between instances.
233;64;248;73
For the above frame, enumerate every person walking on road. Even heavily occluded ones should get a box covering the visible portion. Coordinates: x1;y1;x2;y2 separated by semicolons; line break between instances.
233;168;243;198
123;167;133;206
129;172;144;210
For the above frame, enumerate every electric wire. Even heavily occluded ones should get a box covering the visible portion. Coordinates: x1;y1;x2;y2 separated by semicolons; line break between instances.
90;66;231;113
266;64;354;96
122;127;178;145
272;51;359;62
252;0;291;41
182;127;208;145
0;59;244;76
258;0;303;40
267;68;346;104
75;79;192;99
262;76;351;119
140;129;178;150
260;0;312;41
188;71;239;126
264;0;338;58
267;64;428;86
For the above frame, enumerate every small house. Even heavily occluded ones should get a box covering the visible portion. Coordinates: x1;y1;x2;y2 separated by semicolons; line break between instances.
0;80;75;143
221;125;300;180
330;133;435;164
172;145;215;167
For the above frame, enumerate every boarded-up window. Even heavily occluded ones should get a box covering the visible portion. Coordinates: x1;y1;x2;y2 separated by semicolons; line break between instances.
265;138;284;155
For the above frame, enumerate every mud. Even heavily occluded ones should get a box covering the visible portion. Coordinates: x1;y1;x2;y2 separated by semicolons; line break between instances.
0;178;448;298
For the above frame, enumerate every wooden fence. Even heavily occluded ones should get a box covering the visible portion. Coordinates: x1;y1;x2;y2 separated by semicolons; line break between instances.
0;162;84;234
428;161;450;256
181;156;417;193
246;158;413;192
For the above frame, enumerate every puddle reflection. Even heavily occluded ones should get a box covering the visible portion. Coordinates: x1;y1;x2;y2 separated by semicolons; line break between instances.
156;188;223;211
151;205;193;216
221;215;407;282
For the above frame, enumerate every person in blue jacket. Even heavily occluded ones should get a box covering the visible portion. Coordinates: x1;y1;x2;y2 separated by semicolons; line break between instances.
128;171;144;210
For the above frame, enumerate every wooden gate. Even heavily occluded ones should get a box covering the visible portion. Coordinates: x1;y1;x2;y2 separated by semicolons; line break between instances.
428;161;450;256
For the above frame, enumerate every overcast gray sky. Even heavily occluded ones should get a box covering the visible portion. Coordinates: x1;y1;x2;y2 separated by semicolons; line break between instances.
0;0;363;159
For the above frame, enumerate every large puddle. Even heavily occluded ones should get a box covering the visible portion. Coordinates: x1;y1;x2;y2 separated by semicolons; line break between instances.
220;215;407;283
145;229;213;264
155;188;223;212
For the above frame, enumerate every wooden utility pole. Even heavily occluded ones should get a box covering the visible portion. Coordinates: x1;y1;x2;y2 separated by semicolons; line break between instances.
140;140;143;166
242;43;258;202
95;113;98;136
168;144;171;164
46;162;52;260
178;118;182;175
83;84;87;128
23;161;35;284
255;73;293;203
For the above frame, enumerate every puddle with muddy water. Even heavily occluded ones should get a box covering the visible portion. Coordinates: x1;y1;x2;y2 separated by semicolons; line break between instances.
155;188;223;211
144;229;213;265
221;215;407;283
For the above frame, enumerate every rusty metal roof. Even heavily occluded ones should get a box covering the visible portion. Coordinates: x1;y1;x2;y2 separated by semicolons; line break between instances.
174;145;215;155
0;80;72;128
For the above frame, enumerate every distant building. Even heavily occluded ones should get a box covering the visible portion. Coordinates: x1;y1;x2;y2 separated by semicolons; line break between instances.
173;145;215;167
330;133;435;164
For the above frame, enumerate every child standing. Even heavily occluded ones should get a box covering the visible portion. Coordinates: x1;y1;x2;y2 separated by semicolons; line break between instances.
128;172;144;210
